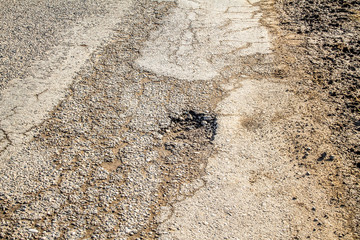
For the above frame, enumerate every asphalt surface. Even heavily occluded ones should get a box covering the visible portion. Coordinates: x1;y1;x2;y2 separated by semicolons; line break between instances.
0;0;356;239
0;0;120;91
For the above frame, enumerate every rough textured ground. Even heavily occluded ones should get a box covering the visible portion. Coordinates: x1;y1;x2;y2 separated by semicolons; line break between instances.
0;1;220;239
273;0;360;238
0;0;358;239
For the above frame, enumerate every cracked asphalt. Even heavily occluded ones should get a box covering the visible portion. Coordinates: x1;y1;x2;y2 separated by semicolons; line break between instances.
0;0;357;239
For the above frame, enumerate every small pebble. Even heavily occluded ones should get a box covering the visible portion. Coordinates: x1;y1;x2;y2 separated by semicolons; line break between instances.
317;152;327;161
28;229;38;233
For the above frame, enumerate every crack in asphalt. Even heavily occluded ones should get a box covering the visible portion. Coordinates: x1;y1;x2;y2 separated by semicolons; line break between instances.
0;128;12;154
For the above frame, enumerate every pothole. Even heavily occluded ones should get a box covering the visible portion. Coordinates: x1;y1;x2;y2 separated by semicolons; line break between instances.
164;111;217;141
132;111;218;239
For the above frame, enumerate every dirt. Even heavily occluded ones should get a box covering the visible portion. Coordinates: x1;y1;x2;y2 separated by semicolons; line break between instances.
269;0;360;238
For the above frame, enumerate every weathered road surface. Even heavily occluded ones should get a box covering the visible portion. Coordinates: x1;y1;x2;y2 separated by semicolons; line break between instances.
0;0;351;239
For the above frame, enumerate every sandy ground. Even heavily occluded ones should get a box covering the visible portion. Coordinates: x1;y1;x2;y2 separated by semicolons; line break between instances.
273;0;360;238
0;0;358;239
